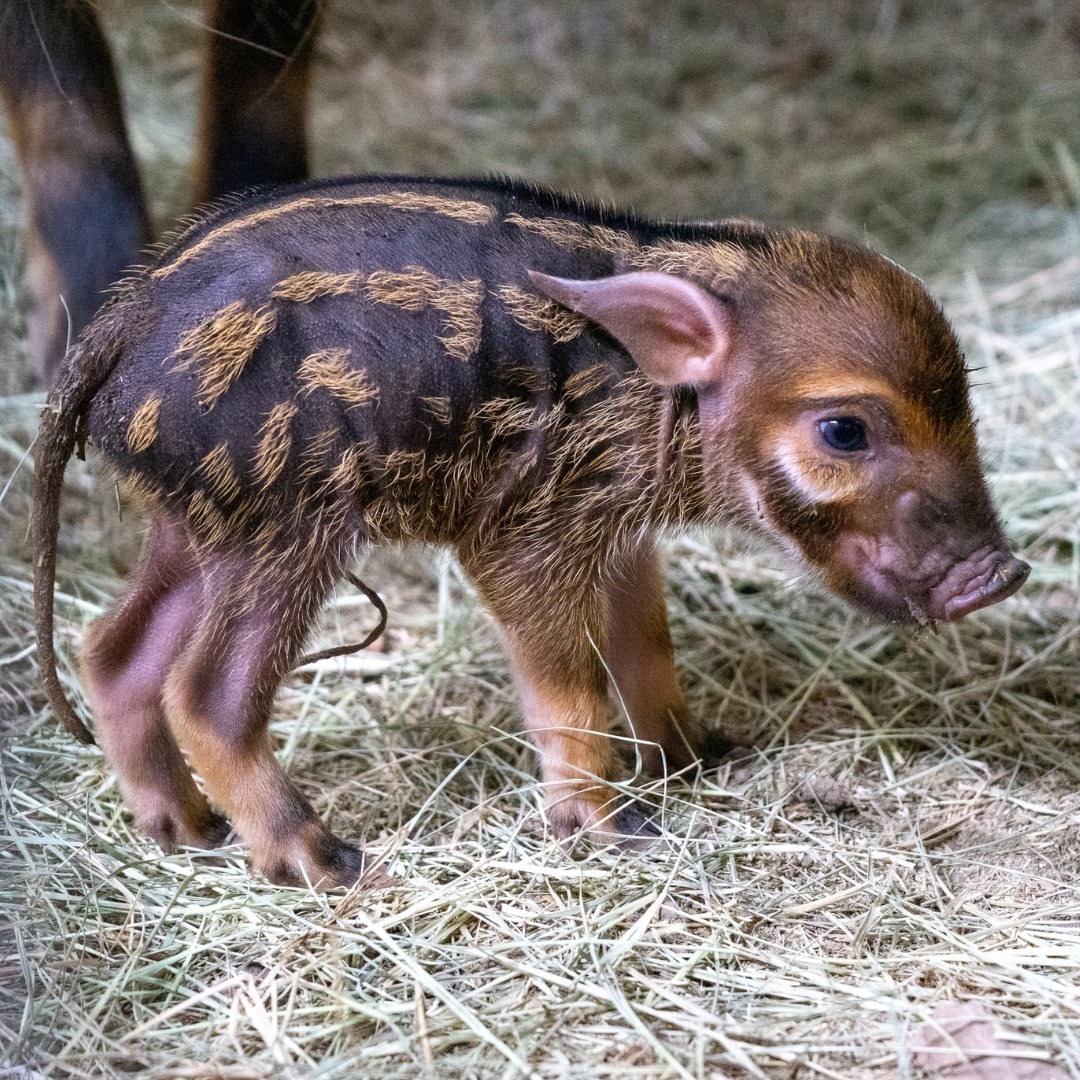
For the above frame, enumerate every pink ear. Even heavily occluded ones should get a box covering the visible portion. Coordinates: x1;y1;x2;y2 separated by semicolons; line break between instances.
528;270;732;386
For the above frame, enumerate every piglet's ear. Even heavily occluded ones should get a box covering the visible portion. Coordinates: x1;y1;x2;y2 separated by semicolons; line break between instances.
528;270;732;387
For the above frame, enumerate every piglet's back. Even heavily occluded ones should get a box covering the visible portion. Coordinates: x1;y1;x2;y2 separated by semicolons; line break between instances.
83;178;655;533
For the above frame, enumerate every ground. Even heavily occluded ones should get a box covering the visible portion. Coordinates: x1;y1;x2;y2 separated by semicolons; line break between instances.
1;2;1079;1077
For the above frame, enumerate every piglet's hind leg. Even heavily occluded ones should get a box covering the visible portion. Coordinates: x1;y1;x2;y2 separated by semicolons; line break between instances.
81;517;228;852
162;539;366;888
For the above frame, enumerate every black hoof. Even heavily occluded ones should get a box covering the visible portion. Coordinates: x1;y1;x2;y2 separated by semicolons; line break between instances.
611;803;660;850
200;811;233;848
263;835;368;890
698;728;741;767
148;808;232;853
323;839;368;888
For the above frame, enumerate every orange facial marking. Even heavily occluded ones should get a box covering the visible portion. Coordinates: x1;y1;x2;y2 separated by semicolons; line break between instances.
764;415;868;507
790;373;945;451
789;374;896;402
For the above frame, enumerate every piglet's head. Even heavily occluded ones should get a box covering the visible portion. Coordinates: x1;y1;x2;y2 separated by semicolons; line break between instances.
530;250;1029;625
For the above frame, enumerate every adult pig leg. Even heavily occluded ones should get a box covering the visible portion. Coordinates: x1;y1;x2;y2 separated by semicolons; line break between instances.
0;0;149;382
161;536;366;888
81;516;228;851
194;0;321;204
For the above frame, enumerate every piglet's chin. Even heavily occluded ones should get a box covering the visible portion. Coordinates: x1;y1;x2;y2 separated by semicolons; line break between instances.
827;536;922;623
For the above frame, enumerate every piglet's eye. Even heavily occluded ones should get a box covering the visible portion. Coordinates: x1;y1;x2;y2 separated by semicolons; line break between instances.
818;416;868;452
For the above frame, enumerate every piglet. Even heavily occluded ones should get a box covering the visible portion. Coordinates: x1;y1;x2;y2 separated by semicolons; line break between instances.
33;176;1029;887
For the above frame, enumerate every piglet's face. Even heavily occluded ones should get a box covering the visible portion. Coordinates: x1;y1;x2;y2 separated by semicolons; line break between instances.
705;237;1029;625
728;370;1030;624
532;239;1029;626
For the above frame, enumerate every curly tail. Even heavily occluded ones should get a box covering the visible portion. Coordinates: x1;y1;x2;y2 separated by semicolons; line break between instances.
33;302;132;745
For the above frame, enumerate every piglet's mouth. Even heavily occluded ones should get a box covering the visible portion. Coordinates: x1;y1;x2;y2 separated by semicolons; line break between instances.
940;553;1030;621
834;534;1030;624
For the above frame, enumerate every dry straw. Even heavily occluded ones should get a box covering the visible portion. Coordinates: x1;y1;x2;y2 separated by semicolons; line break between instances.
2;1;1080;1076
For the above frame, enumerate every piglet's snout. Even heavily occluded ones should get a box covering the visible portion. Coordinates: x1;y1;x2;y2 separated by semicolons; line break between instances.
893;487;1029;622
940;551;1030;622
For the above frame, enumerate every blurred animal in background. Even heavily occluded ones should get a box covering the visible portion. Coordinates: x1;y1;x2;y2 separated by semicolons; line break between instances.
0;0;322;382
34;176;1030;887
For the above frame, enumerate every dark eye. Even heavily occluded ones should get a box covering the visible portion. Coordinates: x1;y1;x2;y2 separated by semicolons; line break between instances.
818;416;868;452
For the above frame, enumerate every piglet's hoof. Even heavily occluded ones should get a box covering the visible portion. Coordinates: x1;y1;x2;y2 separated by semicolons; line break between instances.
547;792;660;853
697;729;752;768
142;805;231;854
259;831;370;890
608;803;661;850
624;728;746;778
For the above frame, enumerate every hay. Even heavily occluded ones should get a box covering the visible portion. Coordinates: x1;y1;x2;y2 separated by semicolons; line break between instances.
3;1;1080;1076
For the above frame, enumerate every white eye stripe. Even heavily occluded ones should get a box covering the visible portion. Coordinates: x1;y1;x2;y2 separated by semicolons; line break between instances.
775;440;827;502
774;435;864;505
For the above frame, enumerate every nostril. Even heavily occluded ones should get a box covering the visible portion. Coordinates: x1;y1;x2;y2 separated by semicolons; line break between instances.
987;556;1030;601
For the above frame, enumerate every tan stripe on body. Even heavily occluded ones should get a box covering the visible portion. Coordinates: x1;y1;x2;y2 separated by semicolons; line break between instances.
271;271;363;302
251;402;299;490
363;266;484;362
497;284;588;342
628;238;752;283
169;301;277;410
186;487;231;543
126;393;162;453
503;217;753;290
297;349;378;409
504;213;638;260
156;193;496;279
199;443;242;502
422;396;453;425
564;363;612;401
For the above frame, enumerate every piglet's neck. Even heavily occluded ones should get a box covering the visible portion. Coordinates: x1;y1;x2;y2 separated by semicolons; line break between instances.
641;383;719;531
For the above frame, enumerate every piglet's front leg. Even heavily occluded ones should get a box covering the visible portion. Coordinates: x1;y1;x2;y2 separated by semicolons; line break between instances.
603;545;708;776
461;544;655;845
